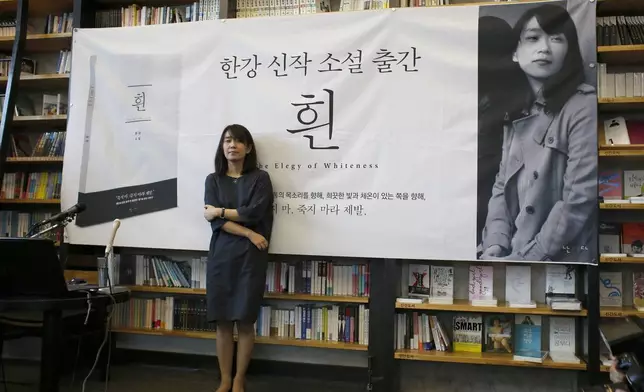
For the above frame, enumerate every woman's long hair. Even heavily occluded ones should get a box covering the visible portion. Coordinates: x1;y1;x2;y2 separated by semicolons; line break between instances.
477;16;523;244
479;16;521;109
511;4;585;116
214;124;258;176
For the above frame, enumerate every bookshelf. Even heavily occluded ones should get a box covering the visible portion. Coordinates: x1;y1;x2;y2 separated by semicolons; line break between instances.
596;0;644;385
0;0;71;247
105;256;371;356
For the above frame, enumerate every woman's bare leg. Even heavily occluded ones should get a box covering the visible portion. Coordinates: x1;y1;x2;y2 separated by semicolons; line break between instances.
216;321;234;392
233;322;255;392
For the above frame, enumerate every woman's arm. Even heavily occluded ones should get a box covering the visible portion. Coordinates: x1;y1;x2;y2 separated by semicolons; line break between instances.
204;174;226;233
515;93;598;261
204;205;242;222
221;221;251;237
221;221;268;250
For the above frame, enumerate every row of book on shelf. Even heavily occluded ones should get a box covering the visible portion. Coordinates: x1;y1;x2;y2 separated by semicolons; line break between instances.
0;171;61;200
266;260;369;297
237;0;500;14
9;131;65;159
45;13;73;34
599;270;644;311
395;312;577;364
403;264;580;311
0;210;61;241
95;1;219;28
236;0;329;18
0;19;15;37
0;51;70;79
11;93;68;118
113;255;370;297
597;16;644;47
601;116;644;147
0;12;73;37
598;64;644;100
599;222;644;258
111;297;369;345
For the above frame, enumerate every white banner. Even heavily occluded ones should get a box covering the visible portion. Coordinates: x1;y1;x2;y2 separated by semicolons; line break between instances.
62;0;598;263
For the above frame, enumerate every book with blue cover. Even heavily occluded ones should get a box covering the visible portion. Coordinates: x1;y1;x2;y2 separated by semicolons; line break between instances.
513;315;546;362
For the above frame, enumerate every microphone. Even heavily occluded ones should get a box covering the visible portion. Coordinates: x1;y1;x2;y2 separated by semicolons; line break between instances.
39;202;86;226
104;219;121;257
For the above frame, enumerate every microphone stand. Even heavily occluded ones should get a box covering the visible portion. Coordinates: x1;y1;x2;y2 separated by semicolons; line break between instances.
27;213;78;239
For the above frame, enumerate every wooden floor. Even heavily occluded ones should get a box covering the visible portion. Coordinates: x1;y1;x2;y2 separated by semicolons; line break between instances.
1;361;365;392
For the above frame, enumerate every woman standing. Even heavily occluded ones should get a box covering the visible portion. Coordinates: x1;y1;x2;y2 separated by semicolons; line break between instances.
204;124;274;392
479;4;597;263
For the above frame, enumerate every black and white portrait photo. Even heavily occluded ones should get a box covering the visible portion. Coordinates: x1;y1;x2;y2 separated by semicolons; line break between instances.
476;1;598;263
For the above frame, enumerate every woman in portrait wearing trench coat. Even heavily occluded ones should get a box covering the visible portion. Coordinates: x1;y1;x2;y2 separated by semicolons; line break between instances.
479;4;598;263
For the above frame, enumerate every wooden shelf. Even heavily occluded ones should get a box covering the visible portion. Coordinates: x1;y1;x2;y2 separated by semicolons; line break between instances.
125;285;206;295
599;146;644;157
600;306;644;318
64;270;98;285
597;0;644;15
0;33;72;53
394;350;587;370
111;328;367;351
395;299;587;317
254;336;367;350
600;256;644;263
0;0;73;16
13;115;67;128
113;328;216;340
0;73;69;90
599;97;644;112
124;285;368;303
6;157;63;163
600;203;644;210
0;198;60;204
598;45;644;65
265;292;369;303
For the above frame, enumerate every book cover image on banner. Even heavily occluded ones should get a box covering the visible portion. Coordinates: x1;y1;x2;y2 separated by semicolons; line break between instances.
74;52;181;227
476;0;598;264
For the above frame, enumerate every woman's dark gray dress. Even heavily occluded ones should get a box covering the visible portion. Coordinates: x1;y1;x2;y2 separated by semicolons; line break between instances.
204;169;274;323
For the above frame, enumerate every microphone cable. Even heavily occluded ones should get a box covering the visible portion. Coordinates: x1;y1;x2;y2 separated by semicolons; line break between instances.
82;219;120;392
80;279;116;392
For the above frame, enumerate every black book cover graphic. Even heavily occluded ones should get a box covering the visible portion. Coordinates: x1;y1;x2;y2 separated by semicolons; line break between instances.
76;53;180;227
